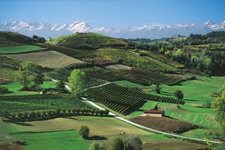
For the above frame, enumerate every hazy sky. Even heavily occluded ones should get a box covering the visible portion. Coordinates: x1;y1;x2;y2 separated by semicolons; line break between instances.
1;0;225;27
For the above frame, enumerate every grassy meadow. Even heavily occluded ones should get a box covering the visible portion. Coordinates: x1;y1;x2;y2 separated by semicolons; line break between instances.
0;81;57;95
12;130;90;150
0;45;45;54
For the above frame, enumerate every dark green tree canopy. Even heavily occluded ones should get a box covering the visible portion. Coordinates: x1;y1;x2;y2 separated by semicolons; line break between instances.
78;125;90;139
173;90;184;100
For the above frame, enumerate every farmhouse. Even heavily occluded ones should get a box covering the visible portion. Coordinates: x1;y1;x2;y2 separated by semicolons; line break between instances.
143;110;165;117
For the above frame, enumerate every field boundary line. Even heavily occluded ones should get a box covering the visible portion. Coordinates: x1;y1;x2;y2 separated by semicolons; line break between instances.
81;97;223;144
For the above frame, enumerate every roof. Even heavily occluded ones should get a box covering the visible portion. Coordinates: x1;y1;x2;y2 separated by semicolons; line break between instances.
143;110;165;114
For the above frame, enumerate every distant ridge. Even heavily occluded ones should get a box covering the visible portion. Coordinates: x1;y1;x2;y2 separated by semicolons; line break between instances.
1;20;225;39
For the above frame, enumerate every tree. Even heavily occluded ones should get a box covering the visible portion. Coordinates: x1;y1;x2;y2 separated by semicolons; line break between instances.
34;73;44;91
212;92;225;137
125;135;143;150
89;142;105;150
0;86;10;94
173;90;184;100
16;62;36;90
108;138;123;150
56;80;65;92
78;125;90;139
68;69;90;96
155;83;161;94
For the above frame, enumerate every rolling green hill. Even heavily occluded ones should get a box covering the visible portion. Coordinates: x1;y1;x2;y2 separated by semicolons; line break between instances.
0;31;34;45
46;32;128;49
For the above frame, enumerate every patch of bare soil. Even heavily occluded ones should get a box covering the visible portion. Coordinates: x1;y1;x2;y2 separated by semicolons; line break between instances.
131;116;197;133
143;141;209;150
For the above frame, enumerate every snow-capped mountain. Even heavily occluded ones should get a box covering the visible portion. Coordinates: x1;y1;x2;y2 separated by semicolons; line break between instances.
1;20;225;39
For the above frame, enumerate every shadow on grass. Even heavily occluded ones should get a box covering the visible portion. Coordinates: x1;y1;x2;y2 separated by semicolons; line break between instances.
160;91;173;96
87;135;107;141
184;98;197;102
14;122;33;126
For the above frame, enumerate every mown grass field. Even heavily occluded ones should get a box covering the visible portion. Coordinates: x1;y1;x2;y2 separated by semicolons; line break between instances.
0;45;45;54
0;81;56;95
12;130;90;150
5;51;84;68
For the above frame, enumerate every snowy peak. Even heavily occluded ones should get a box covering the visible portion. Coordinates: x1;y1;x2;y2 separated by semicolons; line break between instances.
67;21;90;32
1;20;225;39
204;20;215;25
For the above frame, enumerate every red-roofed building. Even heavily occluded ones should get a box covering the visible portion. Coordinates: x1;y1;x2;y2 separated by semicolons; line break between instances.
143;110;165;117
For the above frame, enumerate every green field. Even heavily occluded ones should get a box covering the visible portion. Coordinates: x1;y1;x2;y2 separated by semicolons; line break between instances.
12;130;90;150
119;75;225;140
0;45;45;54
0;81;57;95
0;68;17;81
5;51;84;68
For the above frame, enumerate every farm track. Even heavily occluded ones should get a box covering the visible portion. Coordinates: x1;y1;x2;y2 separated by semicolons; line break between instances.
1;63;223;144
81;96;223;144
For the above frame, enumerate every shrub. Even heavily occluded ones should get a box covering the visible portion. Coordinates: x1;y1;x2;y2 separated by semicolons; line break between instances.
108;138;123;150
89;142;105;150
78;125;90;139
202;101;211;108
0;86;9;94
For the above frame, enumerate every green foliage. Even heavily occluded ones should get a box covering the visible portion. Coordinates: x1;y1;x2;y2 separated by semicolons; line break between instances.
3;107;108;122
202;101;211;108
0;86;9;94
0;97;93;115
16;62;37;88
108;138;123;150
34;73;44;91
56;80;65;92
68;69;91;96
78;125;90;139
212;92;225;133
46;68;72;82
89;142;105;150
173;90;184;100
0;31;34;44
125;135;143;150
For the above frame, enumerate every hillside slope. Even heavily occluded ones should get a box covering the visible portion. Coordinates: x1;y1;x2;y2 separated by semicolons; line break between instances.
0;31;34;46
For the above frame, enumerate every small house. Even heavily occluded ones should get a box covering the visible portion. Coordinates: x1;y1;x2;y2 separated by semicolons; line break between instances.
143;110;165;117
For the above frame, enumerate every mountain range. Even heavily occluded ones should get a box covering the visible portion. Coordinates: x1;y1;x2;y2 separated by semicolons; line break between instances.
1;20;225;39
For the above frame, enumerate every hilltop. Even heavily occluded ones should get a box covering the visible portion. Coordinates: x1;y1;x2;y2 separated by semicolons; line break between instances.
46;32;128;49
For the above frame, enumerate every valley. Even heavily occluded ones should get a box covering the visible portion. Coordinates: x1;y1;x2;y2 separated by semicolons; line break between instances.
0;31;225;150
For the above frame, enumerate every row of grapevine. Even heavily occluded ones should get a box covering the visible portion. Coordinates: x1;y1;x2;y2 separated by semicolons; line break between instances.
84;67;187;86
85;84;184;115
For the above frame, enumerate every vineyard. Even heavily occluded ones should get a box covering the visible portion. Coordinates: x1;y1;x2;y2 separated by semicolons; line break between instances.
85;84;184;115
84;67;192;85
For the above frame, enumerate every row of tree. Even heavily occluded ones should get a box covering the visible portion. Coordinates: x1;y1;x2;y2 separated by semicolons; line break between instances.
3;108;109;122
